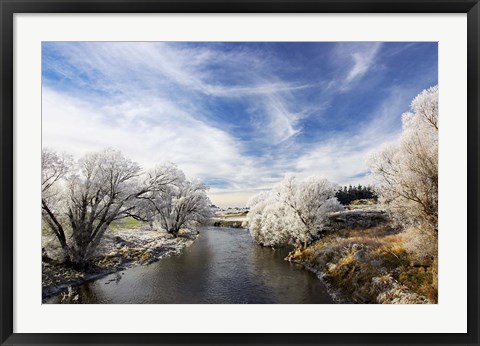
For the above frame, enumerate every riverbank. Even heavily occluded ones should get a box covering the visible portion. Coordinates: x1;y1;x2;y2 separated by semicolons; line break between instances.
42;227;198;300
287;210;436;304
212;209;248;229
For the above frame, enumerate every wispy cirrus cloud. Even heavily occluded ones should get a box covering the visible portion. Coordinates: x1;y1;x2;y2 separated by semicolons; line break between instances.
328;42;383;92
293;81;437;186
344;43;382;84
42;42;438;206
43;42;307;145
42;86;299;206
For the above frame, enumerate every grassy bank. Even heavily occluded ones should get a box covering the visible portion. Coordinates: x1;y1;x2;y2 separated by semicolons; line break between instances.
288;220;437;304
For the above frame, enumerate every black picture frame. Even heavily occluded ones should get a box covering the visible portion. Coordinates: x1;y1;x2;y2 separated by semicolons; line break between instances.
1;1;479;345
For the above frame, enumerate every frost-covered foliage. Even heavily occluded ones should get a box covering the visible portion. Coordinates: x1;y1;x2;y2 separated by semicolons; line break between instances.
138;163;212;236
41;149;72;262
42;149;145;265
403;227;437;264
369;85;438;233
368;86;438;301
42;148;211;266
247;191;300;247
247;176;343;248
42;148;71;196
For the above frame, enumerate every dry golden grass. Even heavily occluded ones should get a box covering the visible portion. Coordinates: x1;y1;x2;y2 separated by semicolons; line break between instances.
289;224;437;304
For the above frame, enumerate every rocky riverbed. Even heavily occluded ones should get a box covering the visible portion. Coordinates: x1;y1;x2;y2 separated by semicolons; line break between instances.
42;227;198;300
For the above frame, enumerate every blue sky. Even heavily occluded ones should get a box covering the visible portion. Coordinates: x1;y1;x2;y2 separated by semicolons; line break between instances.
42;42;438;207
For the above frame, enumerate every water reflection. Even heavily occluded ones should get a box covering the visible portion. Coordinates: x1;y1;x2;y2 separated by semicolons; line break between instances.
47;227;334;304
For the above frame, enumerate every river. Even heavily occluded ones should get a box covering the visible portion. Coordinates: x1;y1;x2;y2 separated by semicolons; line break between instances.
46;227;335;304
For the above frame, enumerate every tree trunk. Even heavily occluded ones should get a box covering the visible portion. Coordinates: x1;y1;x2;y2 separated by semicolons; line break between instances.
169;228;179;237
83;223;109;261
61;243;72;265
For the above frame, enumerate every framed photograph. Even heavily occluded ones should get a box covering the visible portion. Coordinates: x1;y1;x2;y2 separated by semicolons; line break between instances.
1;0;479;345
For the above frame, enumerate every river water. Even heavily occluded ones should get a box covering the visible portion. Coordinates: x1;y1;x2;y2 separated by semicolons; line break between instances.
46;227;335;304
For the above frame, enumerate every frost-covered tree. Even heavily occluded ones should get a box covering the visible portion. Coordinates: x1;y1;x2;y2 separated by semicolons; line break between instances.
65;150;146;265
42;149;145;266
246;192;295;247
138;164;212;236
42;149;71;194
41;149;72;262
41;149;193;267
369;85;438;233
247;175;343;248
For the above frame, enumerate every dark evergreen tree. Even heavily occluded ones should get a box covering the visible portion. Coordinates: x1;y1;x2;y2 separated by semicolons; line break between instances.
335;184;378;205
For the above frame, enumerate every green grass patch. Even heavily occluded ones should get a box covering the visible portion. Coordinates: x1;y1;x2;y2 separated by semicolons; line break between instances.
42;222;54;236
109;217;144;230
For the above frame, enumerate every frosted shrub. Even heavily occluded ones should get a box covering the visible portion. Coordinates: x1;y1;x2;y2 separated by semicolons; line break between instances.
247;175;343;248
246;192;292;247
403;227;437;265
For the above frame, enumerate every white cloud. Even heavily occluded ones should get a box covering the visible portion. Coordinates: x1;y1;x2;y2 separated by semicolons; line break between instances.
257;95;301;144
345;43;382;83
42;42;432;207
42;87;298;207
44;42;310;146
293;86;418;186
45;42;308;98
330;42;383;92
43;88;248;176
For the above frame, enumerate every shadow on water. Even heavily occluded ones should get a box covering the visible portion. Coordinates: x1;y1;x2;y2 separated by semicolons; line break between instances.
46;227;335;304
